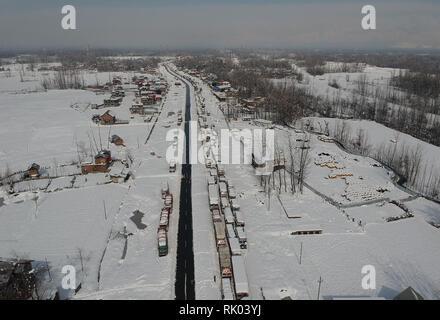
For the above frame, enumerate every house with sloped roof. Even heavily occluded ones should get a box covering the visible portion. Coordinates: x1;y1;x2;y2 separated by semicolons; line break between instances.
99;110;116;125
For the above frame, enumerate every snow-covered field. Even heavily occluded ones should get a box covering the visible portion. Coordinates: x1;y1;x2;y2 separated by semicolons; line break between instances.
305;117;440;197
0;62;185;299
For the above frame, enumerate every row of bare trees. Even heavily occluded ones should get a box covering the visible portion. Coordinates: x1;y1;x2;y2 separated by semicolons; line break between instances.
327;120;440;200
41;69;85;90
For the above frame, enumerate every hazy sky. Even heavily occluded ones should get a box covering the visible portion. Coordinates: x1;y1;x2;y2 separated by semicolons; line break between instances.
0;0;439;50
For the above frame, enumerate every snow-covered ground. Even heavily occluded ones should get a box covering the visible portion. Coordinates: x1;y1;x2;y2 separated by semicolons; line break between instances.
305;117;440;198
0;62;184;299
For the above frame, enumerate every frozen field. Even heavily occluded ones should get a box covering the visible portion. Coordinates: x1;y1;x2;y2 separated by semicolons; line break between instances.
0;63;185;299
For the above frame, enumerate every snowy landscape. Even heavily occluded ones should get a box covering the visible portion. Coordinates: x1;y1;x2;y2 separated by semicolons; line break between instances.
1;1;440;302
0;51;439;301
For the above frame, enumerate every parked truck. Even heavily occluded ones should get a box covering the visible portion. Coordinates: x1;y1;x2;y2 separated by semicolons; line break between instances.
164;194;173;212
229;237;242;255
222;278;235;300
219;182;228;197
214;220;226;247
235;211;245;227
212;208;221;222
228;185;236;199
208;184;219;210
217;165;225;176
224;206;235;224
159;208;170;230
169;160;176;173
232;255;249;299
219;245;232;278
161;182;169;198
230;198;240;211
157;228;168;257
226;223;236;238
236;226;247;249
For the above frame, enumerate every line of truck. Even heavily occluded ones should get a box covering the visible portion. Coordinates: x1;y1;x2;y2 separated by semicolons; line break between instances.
158;183;173;257
206;163;249;300
193;82;250;300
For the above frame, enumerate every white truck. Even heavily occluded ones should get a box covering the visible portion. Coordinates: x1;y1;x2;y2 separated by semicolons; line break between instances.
224;206;235;225
228;185;236;199
169;160;176;173
208;184;219;210
230;198;240;211
212;208;221;223
236;226;247;249
229;237;242;256
232;255;249;300
207;176;216;185
219;182;228;197
161;181;169;199
220;195;229;209
222;278;235;300
235;211;245;227
226;223;236;238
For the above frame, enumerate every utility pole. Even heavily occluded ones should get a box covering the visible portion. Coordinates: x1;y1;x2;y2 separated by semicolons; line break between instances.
103;200;107;220
317;276;323;300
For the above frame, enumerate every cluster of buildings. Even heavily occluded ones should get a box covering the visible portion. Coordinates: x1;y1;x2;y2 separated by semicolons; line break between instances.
130;75;167;116
210;81;266;120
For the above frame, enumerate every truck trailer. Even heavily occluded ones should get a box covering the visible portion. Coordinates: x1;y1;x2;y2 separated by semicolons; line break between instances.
232;255;249;299
157;228;168;257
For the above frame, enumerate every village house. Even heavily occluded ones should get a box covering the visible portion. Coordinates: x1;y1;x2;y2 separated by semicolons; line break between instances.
103;97;123;106
27;163;40;178
109;160;130;183
130;102;145;114
243;97;265;108
81;150;112;174
99;110;116;125
111;135;124;146
212;81;231;92
141;95;155;105
111;90;125;98
112;77;122;85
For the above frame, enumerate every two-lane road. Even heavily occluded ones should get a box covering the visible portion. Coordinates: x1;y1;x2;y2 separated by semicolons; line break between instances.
165;65;195;300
